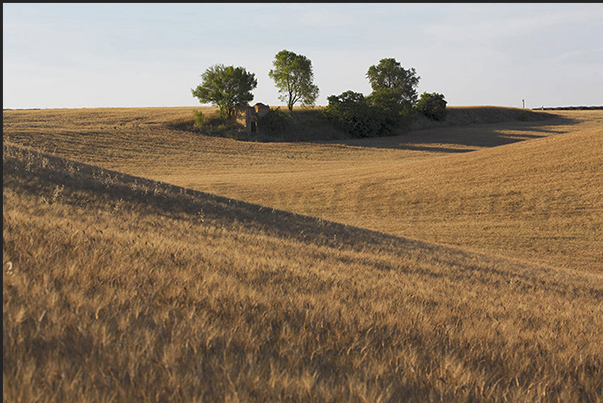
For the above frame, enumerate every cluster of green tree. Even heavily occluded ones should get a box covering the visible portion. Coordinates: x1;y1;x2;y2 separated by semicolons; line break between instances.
323;58;448;137
191;51;447;138
191;50;317;120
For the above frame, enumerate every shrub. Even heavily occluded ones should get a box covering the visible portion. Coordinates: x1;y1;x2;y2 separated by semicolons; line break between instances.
416;92;448;121
258;107;291;136
193;110;245;139
322;91;387;138
193;110;205;128
367;89;417;132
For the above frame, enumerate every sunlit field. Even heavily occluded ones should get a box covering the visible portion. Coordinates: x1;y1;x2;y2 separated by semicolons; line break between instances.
4;107;602;272
3;106;603;401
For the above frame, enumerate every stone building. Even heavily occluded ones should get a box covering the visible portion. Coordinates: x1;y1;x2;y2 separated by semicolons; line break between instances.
235;103;270;134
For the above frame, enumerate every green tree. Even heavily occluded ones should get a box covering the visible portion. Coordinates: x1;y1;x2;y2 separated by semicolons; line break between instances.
366;90;409;132
416;92;448;121
366;58;420;108
191;64;257;119
322;91;386;138
268;50;319;112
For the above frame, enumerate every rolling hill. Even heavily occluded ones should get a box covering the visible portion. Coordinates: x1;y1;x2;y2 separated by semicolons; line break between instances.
4;107;602;273
4;142;602;401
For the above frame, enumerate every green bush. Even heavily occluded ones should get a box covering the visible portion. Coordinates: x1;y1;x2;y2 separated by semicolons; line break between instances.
323;90;418;137
193;110;205;128
258;107;291;136
366;89;417;132
322;91;388;138
416;92;448;121
192;110;245;139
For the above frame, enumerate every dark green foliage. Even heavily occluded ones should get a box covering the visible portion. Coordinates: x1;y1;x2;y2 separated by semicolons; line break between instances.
193;110;205;127
322;86;420;138
366;89;401;130
366;89;417;132
335;57;422;135
416;92;448;121
366;58;420;108
258;107;291;136
191;64;257;119
322;91;389;138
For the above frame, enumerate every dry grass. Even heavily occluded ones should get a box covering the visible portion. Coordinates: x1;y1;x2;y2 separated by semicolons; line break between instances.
4;106;601;273
4;144;603;402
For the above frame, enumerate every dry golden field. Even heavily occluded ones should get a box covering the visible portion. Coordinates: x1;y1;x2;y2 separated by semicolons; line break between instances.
3;106;603;401
4;106;602;272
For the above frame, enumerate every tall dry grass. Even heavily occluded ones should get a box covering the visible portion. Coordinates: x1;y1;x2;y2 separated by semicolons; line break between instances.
4;144;603;402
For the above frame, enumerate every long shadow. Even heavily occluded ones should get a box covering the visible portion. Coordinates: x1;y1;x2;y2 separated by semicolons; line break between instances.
395;145;476;153
317;113;580;152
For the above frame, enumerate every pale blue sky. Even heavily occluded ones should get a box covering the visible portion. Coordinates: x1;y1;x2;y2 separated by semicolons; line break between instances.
4;3;603;109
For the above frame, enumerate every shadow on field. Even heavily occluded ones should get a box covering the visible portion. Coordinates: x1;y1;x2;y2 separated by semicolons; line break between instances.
3;143;421;253
319;112;579;153
7;142;601;287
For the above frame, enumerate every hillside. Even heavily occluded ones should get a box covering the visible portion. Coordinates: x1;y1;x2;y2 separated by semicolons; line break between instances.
4;143;603;401
4;106;601;272
248;110;603;273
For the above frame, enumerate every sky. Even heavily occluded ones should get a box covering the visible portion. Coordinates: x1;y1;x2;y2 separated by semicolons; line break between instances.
3;3;603;110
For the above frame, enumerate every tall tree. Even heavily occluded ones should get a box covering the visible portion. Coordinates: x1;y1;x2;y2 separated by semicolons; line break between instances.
268;50;319;112
366;58;420;108
191;64;257;119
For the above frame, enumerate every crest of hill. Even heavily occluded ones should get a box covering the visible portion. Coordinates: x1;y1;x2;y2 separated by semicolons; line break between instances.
408;106;555;131
2;105;555;148
248;105;556;141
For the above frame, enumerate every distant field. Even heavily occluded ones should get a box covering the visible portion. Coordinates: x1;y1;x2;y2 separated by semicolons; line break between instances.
4;144;602;401
4;106;602;272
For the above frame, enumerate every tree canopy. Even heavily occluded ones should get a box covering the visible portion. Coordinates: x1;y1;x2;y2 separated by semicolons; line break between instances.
191;64;257;118
416;92;448;121
323;90;390;138
268;50;319;112
366;58;420;108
